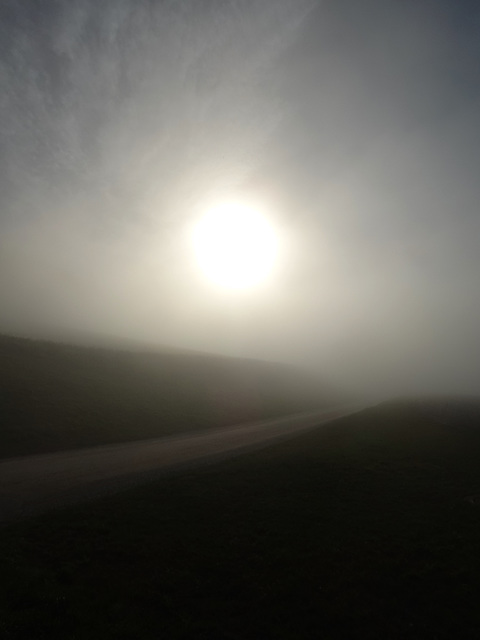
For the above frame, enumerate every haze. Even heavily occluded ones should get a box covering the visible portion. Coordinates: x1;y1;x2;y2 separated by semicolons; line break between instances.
1;0;480;397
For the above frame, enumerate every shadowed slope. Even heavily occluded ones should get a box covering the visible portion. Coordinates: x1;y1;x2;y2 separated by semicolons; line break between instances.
0;334;338;459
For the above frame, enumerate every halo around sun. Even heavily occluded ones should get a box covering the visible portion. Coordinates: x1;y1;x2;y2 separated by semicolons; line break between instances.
191;202;279;290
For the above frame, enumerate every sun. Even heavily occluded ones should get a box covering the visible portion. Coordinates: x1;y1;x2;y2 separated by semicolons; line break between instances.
191;202;279;290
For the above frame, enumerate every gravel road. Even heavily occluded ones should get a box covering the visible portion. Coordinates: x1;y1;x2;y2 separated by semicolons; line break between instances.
0;407;357;523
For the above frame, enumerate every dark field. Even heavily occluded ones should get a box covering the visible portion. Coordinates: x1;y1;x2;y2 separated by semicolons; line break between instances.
2;401;480;639
0;334;333;459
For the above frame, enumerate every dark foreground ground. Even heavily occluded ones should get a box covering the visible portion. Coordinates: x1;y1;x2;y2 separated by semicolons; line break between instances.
2;400;480;639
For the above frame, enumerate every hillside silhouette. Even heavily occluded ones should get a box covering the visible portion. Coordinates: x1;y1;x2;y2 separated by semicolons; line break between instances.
0;334;337;459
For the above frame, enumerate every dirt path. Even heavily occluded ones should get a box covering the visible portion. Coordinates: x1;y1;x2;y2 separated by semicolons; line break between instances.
0;407;358;523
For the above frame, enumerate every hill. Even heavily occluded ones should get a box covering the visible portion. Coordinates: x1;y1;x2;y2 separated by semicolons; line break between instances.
2;399;480;638
0;333;337;459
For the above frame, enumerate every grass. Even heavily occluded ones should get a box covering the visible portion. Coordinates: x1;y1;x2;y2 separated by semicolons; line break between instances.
2;401;480;638
0;334;334;459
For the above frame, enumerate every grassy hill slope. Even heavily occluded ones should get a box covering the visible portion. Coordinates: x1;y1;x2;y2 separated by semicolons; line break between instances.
2;400;480;638
0;334;336;459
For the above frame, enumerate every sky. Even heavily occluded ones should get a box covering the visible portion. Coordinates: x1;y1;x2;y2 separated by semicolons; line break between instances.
1;0;480;396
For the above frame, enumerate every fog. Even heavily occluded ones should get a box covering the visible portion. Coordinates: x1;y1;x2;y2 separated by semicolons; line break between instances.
1;0;480;396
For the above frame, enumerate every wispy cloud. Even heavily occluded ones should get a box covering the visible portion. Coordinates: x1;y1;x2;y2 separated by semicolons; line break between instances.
0;0;314;336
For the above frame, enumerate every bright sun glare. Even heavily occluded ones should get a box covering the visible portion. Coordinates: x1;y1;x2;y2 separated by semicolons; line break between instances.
192;202;279;290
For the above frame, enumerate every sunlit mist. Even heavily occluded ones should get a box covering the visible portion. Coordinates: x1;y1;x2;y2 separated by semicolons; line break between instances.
191;203;279;290
1;0;480;396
